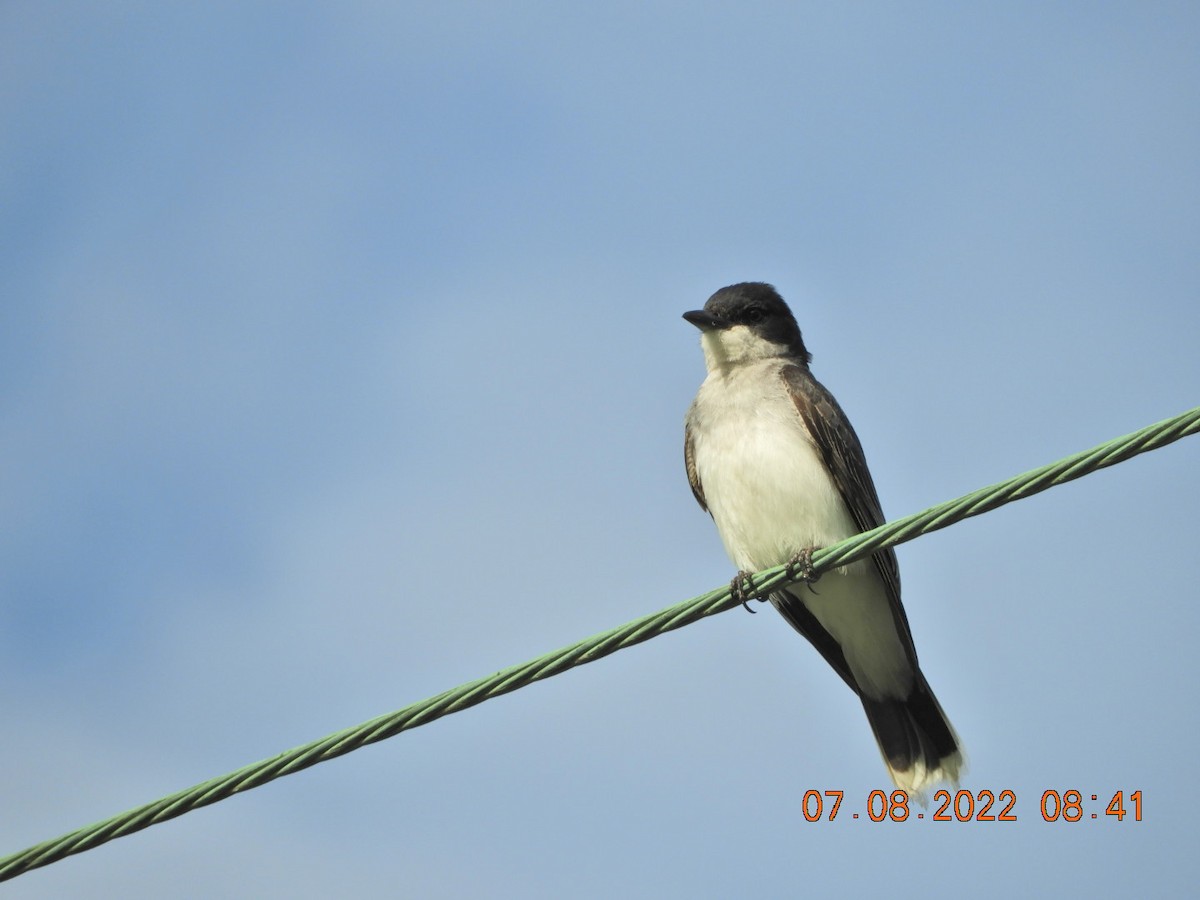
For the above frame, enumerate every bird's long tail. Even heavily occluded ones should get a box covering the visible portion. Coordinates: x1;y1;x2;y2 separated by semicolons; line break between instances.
860;673;964;797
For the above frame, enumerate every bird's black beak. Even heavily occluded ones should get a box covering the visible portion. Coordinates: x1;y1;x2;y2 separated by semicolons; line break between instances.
683;309;728;331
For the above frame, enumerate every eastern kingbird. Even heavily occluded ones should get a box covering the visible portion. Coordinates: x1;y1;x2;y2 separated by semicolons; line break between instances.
683;282;962;794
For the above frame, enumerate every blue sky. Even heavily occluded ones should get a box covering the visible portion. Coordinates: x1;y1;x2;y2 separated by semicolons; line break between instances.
2;3;1198;897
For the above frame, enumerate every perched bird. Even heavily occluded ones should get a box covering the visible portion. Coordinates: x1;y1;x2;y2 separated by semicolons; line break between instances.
683;282;962;794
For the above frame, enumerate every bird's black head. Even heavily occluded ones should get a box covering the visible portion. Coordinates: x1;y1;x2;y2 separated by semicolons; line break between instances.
683;282;811;366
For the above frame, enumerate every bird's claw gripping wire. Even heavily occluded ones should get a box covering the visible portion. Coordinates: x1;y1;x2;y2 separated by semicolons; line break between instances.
733;548;821;613
731;570;767;613
785;548;820;588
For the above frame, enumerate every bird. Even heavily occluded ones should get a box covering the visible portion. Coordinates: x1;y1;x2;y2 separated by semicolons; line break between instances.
682;281;962;795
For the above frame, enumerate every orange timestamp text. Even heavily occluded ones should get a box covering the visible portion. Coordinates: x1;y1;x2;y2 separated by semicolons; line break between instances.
800;789;1143;823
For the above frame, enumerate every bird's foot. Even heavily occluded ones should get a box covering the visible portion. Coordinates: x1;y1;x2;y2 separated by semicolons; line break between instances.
731;570;766;613
784;547;820;586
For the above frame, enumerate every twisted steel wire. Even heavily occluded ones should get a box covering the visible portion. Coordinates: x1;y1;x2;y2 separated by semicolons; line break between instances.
2;405;1197;882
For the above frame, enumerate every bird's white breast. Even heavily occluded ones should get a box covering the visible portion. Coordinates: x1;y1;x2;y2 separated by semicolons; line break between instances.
687;360;861;573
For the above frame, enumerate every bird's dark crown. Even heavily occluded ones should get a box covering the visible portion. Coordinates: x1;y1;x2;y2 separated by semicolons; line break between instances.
704;282;810;362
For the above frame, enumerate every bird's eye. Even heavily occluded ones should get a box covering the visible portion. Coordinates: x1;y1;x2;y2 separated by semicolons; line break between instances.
743;307;765;324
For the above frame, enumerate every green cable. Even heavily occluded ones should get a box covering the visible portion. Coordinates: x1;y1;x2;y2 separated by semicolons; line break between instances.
2;405;1197;882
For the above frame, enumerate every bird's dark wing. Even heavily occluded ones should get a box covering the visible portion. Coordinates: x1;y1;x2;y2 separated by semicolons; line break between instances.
684;423;707;511
778;364;917;661
769;593;859;691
